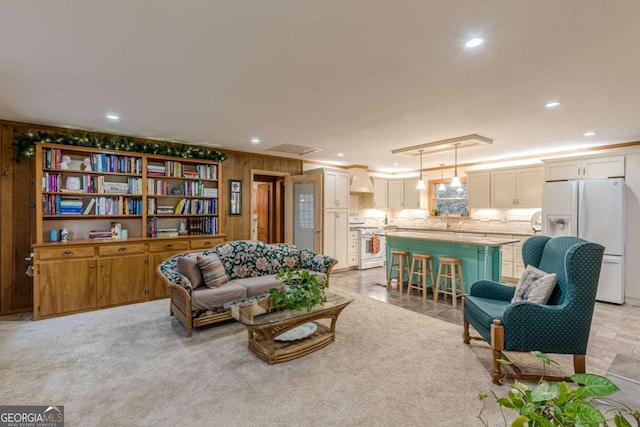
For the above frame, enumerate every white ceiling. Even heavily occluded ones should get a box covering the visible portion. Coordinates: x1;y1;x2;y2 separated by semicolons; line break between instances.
2;1;640;172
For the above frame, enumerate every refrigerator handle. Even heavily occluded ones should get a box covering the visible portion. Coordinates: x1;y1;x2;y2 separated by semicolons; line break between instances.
577;181;585;238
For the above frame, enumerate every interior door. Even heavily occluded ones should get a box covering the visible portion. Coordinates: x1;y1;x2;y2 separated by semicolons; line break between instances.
285;174;322;251
256;183;270;242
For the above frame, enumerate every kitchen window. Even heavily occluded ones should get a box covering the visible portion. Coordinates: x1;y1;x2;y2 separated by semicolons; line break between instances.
428;178;469;217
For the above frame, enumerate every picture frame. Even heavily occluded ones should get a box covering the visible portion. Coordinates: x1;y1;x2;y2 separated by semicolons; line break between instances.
229;180;242;215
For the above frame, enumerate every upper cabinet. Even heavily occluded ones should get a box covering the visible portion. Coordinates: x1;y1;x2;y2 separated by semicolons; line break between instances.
387;180;405;209
373;178;388;209
323;170;350;209
386;179;426;210
467;166;544;209
544;155;625;181
403;180;421;209
491;167;543;208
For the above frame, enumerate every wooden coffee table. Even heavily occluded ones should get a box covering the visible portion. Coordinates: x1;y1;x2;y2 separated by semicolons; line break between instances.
226;290;353;364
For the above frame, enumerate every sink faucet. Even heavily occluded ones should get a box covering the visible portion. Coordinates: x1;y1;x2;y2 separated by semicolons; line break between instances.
441;213;451;230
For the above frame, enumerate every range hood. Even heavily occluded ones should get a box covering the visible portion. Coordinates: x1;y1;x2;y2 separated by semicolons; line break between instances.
348;166;374;193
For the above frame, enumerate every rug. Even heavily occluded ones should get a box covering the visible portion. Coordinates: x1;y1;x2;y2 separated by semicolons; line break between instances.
0;290;568;426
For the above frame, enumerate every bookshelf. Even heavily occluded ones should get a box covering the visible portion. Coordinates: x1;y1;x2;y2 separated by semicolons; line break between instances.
32;143;226;320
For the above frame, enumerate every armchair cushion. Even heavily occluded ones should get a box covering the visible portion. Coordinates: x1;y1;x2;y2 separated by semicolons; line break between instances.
512;265;557;304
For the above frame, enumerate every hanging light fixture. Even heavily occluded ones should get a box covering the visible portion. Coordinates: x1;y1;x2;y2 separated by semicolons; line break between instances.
450;143;462;188
437;164;447;192
416;149;426;190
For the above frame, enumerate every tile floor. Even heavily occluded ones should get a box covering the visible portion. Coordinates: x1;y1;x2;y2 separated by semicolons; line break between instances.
331;266;640;375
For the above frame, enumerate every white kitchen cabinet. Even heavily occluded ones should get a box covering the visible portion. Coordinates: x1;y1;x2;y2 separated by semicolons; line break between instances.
387;180;405;209
513;236;532;278
323;170;350;209
493;234;516;280
491;167;544;208
466;171;491;208
323;210;349;269
544;155;624;181
347;230;358;267
404;180;421;209
373;178;388;209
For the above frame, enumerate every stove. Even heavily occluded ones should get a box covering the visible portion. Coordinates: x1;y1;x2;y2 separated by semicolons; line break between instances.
348;217;385;269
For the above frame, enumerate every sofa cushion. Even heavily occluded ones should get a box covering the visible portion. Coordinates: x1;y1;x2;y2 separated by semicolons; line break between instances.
191;282;247;311
229;275;283;298
197;255;230;288
177;256;204;289
512;265;557;304
212;240;273;279
268;244;301;272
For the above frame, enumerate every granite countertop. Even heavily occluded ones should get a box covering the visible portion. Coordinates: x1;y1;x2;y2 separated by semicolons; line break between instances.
382;225;535;237
382;231;521;246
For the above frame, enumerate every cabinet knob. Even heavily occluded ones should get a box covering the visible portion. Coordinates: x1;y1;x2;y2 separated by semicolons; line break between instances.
118;247;127;253
578;167;581;175
204;241;212;247
165;244;173;249
63;251;73;257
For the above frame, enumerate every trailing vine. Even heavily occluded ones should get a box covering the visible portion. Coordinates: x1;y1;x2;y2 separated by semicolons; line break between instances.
12;129;228;162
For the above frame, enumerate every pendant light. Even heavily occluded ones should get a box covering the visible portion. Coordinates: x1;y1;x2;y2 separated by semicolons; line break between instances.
437;164;447;192
450;143;462;188
416;149;426;190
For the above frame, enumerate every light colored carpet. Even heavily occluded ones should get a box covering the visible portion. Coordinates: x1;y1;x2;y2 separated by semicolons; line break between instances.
0;290;574;426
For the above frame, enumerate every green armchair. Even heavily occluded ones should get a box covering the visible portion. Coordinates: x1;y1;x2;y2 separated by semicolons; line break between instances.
462;235;605;384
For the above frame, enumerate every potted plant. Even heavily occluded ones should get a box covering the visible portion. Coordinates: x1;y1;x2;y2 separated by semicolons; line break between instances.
269;267;327;311
478;352;640;426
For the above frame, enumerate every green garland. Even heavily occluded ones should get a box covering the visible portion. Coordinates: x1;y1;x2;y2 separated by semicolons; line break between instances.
12;129;228;162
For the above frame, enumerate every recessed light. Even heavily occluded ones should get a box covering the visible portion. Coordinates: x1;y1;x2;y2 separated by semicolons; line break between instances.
337;153;344;157
584;131;596;137
465;37;484;48
545;101;561;108
393;163;399;166
250;138;260;144
106;114;120;121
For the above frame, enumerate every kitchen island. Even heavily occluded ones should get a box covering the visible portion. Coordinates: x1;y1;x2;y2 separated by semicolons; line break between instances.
383;231;520;286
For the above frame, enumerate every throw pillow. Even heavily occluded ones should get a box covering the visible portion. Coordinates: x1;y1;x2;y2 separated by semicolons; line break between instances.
177;256;204;289
197;255;230;288
512;265;557;304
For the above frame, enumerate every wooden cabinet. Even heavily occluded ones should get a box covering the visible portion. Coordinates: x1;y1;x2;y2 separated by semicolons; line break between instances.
387;180;404;209
147;240;191;299
36;257;96;318
323;170;350;209
490;167;544;208
96;243;147;306
544;155;625;181
323;210;349;269
466;171;491;208
373;178;388;209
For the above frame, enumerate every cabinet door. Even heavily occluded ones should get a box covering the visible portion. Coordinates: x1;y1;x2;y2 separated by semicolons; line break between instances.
148;250;186;298
322;210;349;268
373;178;388;209
467;172;491;208
583;156;625;178
490;170;517;208
404;180;421;209
516;168;544;207
324;171;349;208
335;172;350;208
37;258;96;318
97;254;147;306
387;180;404;209
545;159;582;181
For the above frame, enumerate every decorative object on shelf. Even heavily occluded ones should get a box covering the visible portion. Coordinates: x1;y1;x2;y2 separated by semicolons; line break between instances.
82;157;92;171
65;176;81;191
12;129;228;162
60;155;71;169
60;228;69;242
49;229;59;242
416;149;426;190
275;322;318;341
269;267;327;311
450;143;461;188
229;179;242;215
437;164;447;192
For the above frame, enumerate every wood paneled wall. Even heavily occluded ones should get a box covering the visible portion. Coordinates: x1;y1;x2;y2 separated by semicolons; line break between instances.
0;120;303;314
0;123;36;314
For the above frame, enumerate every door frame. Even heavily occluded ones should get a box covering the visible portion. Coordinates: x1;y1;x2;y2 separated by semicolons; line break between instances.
250;170;290;243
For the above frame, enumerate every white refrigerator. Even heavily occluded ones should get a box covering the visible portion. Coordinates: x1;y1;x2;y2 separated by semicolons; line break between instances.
541;178;625;304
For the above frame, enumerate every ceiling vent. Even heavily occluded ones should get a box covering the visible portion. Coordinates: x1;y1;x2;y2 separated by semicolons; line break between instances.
391;134;493;156
267;143;322;156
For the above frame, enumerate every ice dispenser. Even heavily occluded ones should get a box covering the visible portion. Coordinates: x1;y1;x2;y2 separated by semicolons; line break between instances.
546;215;573;237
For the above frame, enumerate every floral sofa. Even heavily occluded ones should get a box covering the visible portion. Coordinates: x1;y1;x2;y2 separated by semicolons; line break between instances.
157;240;337;337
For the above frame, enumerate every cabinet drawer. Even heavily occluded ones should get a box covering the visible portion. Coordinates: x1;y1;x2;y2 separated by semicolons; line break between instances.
348;240;358;253
37;246;95;260
99;243;146;256
190;237;224;250
148;240;190;253
347;255;358;266
348;231;358;240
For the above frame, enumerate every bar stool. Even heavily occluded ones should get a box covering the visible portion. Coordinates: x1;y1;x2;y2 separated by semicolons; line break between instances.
387;250;410;295
407;253;435;300
435;256;465;307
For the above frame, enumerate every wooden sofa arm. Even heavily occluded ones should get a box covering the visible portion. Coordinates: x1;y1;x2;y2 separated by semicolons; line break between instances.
324;259;339;288
168;283;194;338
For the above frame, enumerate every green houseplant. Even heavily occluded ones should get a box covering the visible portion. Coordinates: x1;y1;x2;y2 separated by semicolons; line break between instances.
269;267;327;311
478;352;640;426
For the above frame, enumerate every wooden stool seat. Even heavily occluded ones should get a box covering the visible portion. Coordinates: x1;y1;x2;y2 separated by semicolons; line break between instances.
407;253;435;300
387;250;410;294
435;256;465;307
